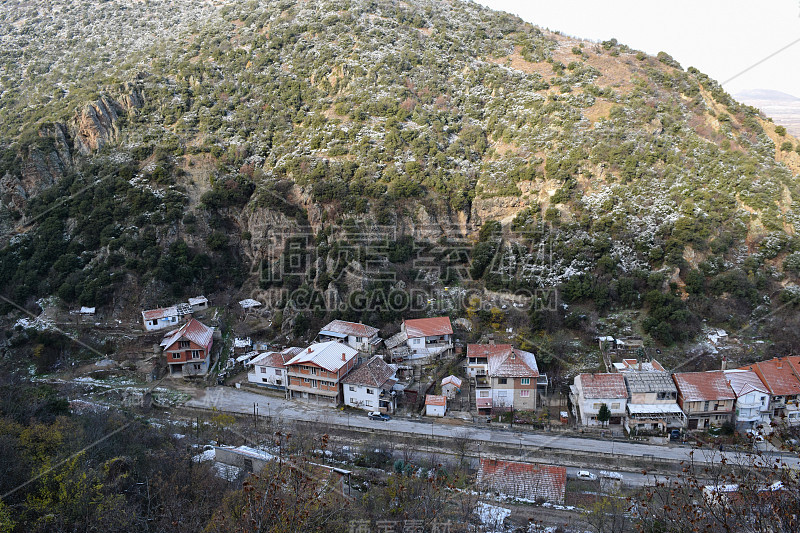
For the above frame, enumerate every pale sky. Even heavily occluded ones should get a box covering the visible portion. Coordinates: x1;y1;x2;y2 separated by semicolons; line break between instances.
477;0;800;98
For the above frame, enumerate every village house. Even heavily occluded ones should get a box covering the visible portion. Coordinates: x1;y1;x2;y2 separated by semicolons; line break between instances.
623;372;685;434
739;357;800;426
247;347;303;390
673;371;735;430
468;344;545;414
141;303;192;331
425;394;447;417
285;341;358;405
477;459;566;505
441;375;462;399
317;320;381;353
341;355;397;413
569;373;628;427
160;318;214;377
385;316;453;362
724;369;771;431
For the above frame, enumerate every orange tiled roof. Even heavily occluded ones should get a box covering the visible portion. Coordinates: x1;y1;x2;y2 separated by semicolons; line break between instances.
477;458;566;504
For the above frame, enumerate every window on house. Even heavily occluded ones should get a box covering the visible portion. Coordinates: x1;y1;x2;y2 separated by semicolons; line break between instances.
179;341;190;348
276;369;282;375
365;400;372;407
521;378;530;385
191;350;201;359
172;353;180;359
497;391;507;397
193;364;201;370
260;367;266;374
151;319;158;326
498;378;507;385
480;391;489;397
703;401;710;411
350;398;356;404
366;388;373;395
356;337;363;343
311;368;318;375
611;403;620;409
593;403;601;410
520;390;530;398
349;386;356;392
413;338;421;344
303;378;310;383
275;379;282;386
311;380;318;388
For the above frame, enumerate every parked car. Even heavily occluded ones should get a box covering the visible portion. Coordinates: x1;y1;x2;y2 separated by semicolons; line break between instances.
577;470;597;481
368;411;391;421
670;429;682;441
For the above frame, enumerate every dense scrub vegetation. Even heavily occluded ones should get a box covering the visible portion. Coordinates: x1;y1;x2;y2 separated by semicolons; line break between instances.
1;0;800;354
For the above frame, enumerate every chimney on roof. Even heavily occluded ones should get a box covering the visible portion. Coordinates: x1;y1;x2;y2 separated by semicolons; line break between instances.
307;347;312;353
777;359;783;369
342;353;346;361
488;335;495;346
638;359;642;371
721;356;727;371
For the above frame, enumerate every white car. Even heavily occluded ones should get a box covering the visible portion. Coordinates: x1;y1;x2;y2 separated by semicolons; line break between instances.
577;470;597;481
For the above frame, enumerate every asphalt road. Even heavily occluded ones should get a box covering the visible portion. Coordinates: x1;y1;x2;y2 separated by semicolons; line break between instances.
185;386;800;470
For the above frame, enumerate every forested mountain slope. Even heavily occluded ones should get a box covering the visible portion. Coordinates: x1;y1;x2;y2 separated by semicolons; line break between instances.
2;0;800;362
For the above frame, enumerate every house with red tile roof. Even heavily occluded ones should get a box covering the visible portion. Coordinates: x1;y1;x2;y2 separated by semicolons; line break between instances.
341;355;397;413
160;318;214;377
468;343;546;413
673;371;735;430
569;373;628;426
247;347;303;390
385;317;453;361
739;357;800;425
477;459;566;504
318;320;381;353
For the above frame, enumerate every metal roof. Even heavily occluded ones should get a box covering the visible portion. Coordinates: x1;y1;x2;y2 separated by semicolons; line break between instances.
626;403;684;415
624;372;676;394
285;341;358;373
319;320;379;338
441;375;463;388
724;369;769;397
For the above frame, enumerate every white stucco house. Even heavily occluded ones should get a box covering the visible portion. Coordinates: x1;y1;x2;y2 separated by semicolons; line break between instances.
425;394;447;417
341;355;398;413
247;347;303;390
318;320;381;353
724;369;771;431
141;303;192;331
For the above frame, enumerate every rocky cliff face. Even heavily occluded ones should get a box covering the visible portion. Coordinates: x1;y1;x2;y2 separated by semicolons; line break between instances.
71;96;123;155
0;85;145;226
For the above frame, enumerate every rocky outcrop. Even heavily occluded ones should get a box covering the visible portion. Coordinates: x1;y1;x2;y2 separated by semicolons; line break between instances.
0;124;74;213
71;96;123;155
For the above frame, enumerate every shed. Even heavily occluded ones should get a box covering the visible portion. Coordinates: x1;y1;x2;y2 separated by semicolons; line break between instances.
425;394;447;417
